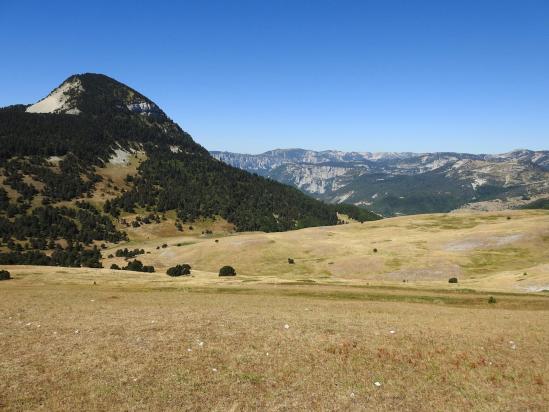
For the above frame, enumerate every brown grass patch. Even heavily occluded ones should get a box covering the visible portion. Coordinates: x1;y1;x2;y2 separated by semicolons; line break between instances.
0;277;548;410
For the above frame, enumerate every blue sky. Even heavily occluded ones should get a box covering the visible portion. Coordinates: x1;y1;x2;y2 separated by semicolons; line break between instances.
1;0;548;154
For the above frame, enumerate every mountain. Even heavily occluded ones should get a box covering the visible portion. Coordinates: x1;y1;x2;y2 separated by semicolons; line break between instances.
0;74;379;267
211;149;549;216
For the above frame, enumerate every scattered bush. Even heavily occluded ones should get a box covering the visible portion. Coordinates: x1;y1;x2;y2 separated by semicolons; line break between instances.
167;264;191;277
373;248;378;253
115;248;144;258
288;258;295;264
0;270;11;280
110;263;120;270
219;265;236;276
448;277;458;283
123;259;155;273
488;296;496;304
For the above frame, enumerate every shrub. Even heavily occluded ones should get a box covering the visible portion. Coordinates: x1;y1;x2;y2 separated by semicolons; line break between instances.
288;258;295;264
373;248;378;253
219;265;236;276
110;263;120;270
448;277;458;283
488;296;496;304
167;264;191;277
123;259;155;273
115;248;144;258
0;270;11;280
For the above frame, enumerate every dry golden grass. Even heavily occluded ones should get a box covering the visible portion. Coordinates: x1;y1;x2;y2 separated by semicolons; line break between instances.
119;214;235;243
102;210;549;293
1;271;548;411
1;210;549;410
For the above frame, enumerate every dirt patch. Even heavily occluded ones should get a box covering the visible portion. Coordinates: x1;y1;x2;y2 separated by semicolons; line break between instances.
445;234;525;251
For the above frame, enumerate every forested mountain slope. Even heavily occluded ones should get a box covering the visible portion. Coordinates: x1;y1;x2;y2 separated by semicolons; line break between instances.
0;74;379;267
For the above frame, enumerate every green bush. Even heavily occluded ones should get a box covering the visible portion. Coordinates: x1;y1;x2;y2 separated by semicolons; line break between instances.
167;264;191;277
110;263;120;270
0;270;11;280
488;296;496;304
288;258;295;264
448;277;458;283
219;265;236;276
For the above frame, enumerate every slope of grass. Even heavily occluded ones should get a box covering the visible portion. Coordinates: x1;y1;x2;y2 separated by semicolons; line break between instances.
100;210;549;293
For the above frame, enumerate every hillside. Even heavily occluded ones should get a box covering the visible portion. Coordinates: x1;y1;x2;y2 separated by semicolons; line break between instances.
82;209;547;293
0;74;379;267
212;149;549;216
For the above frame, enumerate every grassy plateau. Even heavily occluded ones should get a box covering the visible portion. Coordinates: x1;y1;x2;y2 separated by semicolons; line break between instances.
1;210;549;410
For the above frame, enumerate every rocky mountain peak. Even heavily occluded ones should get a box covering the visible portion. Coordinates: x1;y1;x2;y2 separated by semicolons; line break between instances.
26;73;166;118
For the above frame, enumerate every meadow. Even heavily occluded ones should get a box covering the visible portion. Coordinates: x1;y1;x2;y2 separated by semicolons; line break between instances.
1;210;549;410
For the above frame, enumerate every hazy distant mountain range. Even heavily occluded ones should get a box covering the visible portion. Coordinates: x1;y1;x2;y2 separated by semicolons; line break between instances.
211;148;549;216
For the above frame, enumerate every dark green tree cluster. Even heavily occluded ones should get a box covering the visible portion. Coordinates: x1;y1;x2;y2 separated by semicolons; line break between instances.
219;265;236;276
167;264;191;276
520;197;549;210
330;203;381;222
0;243;102;267
0;269;11;280
121;259;154;273
0;205;126;245
115;248;145;258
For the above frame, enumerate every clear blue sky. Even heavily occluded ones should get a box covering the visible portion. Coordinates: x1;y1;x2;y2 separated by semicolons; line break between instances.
1;0;548;154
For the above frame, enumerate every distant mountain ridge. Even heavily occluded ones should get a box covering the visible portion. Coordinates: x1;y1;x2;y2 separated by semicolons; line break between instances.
211;148;549;216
